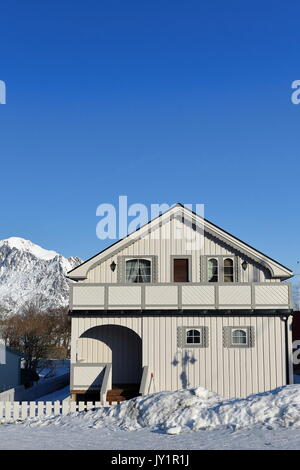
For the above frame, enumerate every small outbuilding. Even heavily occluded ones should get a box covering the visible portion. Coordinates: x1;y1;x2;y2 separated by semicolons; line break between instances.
0;346;22;393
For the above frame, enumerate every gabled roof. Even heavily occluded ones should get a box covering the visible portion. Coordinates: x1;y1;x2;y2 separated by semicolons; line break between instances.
68;203;293;280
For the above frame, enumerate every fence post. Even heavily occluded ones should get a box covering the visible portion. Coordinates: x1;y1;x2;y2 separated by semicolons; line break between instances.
21;402;28;420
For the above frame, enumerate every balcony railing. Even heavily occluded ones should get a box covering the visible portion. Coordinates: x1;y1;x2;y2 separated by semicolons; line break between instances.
70;282;292;311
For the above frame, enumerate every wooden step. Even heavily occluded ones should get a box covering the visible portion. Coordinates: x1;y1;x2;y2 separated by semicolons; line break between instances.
107;396;127;404
107;389;138;396
106;384;140;404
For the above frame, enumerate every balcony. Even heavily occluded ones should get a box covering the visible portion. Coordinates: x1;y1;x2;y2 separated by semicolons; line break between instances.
70;282;292;312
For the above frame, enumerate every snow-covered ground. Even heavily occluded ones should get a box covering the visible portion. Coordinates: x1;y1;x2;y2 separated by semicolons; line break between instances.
35;385;70;402
37;360;70;382
2;385;300;450
1;423;300;450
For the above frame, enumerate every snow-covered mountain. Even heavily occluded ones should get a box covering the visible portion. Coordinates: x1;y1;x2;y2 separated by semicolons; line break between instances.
0;237;82;316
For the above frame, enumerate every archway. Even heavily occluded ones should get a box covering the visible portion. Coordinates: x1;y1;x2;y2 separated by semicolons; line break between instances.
78;324;142;386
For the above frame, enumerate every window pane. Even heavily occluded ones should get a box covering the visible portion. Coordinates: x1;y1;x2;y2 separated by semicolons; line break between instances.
186;329;201;345
232;329;247;345
126;259;151;283
208;258;218;282
224;258;233;282
224;258;233;268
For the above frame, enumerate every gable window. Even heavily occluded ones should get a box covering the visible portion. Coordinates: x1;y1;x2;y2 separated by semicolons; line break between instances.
231;329;247;345
125;259;151;283
186;329;201;344
202;256;238;283
224;258;234;282
208;258;218;282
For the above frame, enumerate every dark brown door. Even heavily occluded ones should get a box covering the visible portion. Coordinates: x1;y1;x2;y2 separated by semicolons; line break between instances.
173;258;189;282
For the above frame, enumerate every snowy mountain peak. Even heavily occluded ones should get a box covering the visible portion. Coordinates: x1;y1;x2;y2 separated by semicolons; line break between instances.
0;237;59;261
0;237;82;316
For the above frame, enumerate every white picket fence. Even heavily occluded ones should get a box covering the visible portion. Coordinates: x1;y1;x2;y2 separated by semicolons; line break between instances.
0;400;102;424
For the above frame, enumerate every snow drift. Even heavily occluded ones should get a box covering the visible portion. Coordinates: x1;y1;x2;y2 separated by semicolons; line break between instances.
23;385;300;434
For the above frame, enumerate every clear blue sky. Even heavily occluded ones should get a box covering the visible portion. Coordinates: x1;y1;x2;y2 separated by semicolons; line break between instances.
0;0;299;274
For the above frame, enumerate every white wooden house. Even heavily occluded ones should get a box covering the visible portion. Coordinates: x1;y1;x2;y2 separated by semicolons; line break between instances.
68;204;293;403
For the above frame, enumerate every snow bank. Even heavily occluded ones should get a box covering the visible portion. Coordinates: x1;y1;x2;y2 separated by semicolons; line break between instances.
22;385;300;434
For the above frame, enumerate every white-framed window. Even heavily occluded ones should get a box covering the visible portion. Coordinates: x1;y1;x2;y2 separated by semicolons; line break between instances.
125;258;151;283
231;328;247;345
224;258;234;282
177;326;208;348
186;329;201;345
202;256;237;282
208;258;218;282
223;326;254;348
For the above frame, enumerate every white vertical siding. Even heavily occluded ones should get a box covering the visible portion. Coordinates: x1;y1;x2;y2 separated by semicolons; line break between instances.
72;313;288;398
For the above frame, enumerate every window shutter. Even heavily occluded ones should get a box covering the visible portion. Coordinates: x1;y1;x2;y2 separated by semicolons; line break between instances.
177;326;209;348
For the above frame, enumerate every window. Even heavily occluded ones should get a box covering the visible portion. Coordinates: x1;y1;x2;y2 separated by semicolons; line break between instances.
202;256;238;282
186;329;201;344
177;326;208;348
208;258;218;282
125;259;151;283
223;326;253;348
231;329;247;345
224;258;234;282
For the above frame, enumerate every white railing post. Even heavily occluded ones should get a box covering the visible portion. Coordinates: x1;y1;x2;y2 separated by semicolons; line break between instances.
139;365;149;396
100;363;112;405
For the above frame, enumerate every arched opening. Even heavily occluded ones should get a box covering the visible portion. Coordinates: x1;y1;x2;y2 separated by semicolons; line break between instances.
78;324;142;386
224;258;234;282
231;328;247;345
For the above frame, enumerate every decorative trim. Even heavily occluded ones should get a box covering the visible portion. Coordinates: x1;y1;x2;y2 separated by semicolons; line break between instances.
177;326;209;348
235;256;240;282
117;256;125;283
70;309;292;317
203;228;280;278
223;326;255;348
200;256;206;282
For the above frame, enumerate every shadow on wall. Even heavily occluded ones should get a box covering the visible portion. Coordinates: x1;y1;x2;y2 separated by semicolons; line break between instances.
79;324;142;384
172;351;197;389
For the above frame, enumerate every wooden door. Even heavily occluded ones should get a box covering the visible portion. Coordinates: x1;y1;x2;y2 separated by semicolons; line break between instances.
173;258;189;282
